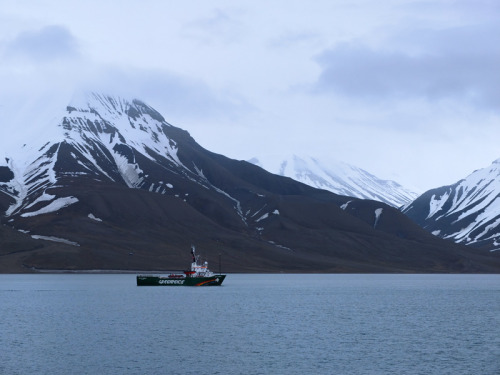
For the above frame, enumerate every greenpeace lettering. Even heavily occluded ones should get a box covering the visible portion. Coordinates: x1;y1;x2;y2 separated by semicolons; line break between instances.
158;279;185;285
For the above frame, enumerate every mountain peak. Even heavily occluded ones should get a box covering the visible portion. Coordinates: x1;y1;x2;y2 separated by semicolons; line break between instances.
1;92;185;217
249;154;418;207
60;92;175;152
68;92;167;125
403;157;500;250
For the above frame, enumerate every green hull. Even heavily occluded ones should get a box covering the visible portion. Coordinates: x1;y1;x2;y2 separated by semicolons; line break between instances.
137;274;226;286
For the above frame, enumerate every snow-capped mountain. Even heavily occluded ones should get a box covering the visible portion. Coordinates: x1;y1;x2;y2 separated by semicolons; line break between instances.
402;159;500;251
0;92;497;272
249;155;418;207
1;93;190;218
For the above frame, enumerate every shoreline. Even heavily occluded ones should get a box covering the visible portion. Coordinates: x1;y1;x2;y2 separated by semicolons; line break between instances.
1;268;499;275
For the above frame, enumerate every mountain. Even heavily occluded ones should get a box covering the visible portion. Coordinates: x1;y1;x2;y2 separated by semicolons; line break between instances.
402;159;500;252
1;93;498;273
249;155;418;207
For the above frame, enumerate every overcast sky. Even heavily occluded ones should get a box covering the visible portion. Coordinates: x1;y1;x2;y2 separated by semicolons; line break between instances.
0;0;499;192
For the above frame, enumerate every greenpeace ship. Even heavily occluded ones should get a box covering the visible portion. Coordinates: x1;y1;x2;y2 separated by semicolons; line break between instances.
136;246;226;286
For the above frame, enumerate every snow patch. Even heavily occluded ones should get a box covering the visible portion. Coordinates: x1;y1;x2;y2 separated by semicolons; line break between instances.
113;153;144;188
473;217;500;241
341;201;352;210
24;192;56;210
21;196;78;217
427;192;450;219
88;213;102;222
256;213;269;222
31;235;80;246
268;240;292;251
374;208;383;228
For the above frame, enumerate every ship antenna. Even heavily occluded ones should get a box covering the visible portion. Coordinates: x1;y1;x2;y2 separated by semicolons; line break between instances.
219;253;222;275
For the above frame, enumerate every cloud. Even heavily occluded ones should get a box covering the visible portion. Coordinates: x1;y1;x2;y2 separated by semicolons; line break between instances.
313;23;500;111
182;8;243;44
4;25;80;62
268;30;320;49
81;66;252;122
0;56;251;134
0;23;250;125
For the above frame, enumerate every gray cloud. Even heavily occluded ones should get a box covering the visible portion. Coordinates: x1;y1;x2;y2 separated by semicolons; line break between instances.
313;23;500;110
4;25;80;62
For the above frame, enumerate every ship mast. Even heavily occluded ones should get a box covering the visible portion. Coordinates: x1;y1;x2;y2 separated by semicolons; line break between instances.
191;245;196;264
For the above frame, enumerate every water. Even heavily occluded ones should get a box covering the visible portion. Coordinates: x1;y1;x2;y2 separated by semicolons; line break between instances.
0;274;498;375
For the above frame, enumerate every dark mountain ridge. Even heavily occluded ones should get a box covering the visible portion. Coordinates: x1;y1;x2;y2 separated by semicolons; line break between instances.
1;93;498;273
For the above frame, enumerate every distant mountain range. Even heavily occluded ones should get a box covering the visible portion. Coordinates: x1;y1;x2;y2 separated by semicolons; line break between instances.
402;159;500;252
249;155;418;207
0;93;498;272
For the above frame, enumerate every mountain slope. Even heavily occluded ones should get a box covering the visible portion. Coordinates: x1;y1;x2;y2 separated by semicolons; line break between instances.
0;93;498;273
249;155;418;207
402;159;500;251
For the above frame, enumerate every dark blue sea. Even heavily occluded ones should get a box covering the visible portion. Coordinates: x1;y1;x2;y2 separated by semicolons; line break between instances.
1;274;499;375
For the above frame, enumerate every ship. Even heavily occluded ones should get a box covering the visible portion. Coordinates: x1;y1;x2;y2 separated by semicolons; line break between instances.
136;246;226;286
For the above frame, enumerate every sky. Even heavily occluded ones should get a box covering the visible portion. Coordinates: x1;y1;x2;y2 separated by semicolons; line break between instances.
0;0;499;192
